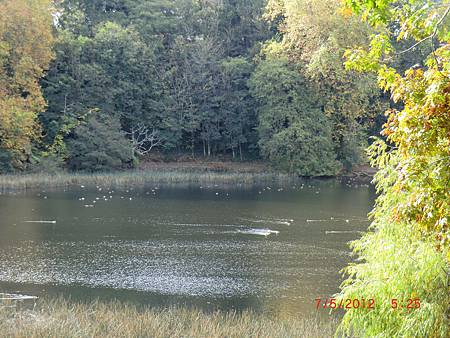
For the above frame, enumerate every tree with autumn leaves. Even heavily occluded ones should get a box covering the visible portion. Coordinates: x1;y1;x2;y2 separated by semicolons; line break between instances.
336;0;450;336
0;0;54;170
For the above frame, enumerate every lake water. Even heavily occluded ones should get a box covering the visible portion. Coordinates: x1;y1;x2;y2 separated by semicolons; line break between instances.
0;179;374;317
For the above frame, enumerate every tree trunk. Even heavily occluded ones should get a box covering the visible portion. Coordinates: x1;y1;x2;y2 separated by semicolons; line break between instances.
191;131;195;159
239;143;243;161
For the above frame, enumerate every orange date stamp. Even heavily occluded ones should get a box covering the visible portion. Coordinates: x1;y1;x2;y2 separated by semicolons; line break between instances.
315;298;421;310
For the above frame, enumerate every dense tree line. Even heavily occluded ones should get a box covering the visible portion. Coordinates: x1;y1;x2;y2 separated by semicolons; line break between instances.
1;0;387;175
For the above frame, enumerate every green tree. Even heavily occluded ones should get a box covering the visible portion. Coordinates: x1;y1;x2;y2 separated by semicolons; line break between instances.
263;0;386;170
216;0;270;57
250;59;339;175
42;21;163;153
66;113;134;172
218;57;256;160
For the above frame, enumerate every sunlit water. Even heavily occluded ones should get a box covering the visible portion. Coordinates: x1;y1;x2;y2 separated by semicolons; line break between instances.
0;179;374;316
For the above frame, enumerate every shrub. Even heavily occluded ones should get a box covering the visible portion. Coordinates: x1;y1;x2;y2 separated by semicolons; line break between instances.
67;114;135;172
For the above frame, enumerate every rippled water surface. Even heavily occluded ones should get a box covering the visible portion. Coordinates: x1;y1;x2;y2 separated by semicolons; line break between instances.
0;179;374;315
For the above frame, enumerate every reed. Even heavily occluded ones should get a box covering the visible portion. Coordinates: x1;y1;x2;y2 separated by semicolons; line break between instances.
0;170;298;191
0;298;338;338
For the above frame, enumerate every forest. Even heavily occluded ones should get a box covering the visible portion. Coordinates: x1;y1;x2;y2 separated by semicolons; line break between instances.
0;0;396;176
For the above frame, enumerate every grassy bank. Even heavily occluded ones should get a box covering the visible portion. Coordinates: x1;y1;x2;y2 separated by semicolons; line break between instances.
0;298;338;338
0;170;298;191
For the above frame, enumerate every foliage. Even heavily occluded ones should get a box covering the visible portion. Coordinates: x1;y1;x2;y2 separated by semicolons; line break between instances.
0;149;14;173
1;0;392;175
66;114;135;172
263;0;386;169
42;21;161;140
0;0;54;171
218;57;257;159
250;59;339;176
338;218;448;337
337;1;450;336
26;154;66;175
42;1;268;163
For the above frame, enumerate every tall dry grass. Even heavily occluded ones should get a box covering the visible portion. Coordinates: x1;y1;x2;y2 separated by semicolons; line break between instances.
0;298;338;338
0;170;297;191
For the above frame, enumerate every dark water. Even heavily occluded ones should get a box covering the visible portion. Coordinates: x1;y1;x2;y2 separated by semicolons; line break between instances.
0;179;374;316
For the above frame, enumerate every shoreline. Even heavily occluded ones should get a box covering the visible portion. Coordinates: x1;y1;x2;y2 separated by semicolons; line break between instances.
0;162;375;191
0;170;297;191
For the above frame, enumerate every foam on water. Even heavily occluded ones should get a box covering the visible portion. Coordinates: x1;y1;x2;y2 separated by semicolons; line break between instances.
0;293;38;300
24;220;56;224
238;228;280;236
325;230;364;235
239;217;293;226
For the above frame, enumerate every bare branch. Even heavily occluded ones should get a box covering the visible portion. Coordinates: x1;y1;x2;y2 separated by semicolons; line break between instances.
397;4;450;55
127;123;161;156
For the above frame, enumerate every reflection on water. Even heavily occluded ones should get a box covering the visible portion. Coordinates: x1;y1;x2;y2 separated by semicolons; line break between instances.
0;179;374;316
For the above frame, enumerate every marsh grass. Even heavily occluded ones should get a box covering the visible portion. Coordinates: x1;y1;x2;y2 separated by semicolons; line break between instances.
0;170;297;191
0;298;338;338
